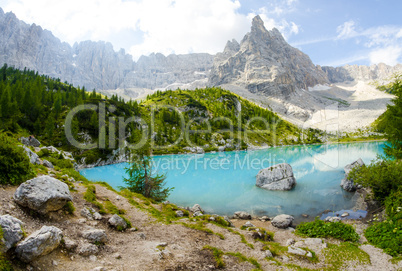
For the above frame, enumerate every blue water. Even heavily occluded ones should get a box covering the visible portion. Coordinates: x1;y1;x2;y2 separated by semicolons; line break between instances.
80;141;385;220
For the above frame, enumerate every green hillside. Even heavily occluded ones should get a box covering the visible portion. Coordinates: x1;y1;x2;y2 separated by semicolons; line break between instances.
0;64;320;163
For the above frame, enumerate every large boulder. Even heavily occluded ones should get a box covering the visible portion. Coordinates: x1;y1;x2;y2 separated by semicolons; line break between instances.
21;145;41;165
0;215;25;251
344;158;365;175
13;176;73;214
256;163;296;191
341;158;365;192
271;214;294;229
15;226;63;263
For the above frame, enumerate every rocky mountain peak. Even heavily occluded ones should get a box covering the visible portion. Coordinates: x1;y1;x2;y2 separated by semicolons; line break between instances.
223;39;240;54
209;15;328;97
251;15;265;33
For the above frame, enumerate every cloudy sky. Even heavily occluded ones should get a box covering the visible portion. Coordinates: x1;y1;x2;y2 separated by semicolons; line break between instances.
1;0;401;66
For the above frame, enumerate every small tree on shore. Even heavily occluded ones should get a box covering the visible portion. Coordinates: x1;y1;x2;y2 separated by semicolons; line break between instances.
123;143;173;202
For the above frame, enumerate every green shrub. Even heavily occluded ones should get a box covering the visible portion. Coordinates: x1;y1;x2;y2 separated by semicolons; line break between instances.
384;189;402;220
0;132;35;185
365;219;402;257
349;159;402;202
295;218;360;242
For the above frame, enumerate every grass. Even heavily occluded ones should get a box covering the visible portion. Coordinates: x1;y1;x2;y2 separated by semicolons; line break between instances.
83;185;106;214
228;228;254;249
182;222;225;240
262;242;288;257
323;242;370;270
63;201;75;215
203;245;225;268
203;245;262;270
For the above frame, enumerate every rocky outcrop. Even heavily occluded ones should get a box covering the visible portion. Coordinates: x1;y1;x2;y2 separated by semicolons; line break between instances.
0;215;24;251
15;226;63;263
271;214;294;229
209;15;328;97
123;53;213;90
42;160;54;169
341;158;365;192
20;136;40;147
256;163;296;191
13;175;73;214
20;145;41;165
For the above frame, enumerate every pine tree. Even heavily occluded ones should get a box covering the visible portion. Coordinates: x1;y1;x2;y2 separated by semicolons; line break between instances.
378;79;402;159
123;143;173;202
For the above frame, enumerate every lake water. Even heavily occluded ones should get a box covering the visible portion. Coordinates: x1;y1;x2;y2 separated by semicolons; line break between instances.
80;141;385;221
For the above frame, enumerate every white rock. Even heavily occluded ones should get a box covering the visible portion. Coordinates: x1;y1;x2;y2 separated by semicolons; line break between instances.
0;215;24;251
271;214;294;229
13;175;72;214
15;226;63;263
256;163;296;191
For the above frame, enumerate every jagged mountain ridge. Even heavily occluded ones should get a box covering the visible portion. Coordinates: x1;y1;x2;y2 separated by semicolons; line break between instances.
0;7;400;97
208;15;329;97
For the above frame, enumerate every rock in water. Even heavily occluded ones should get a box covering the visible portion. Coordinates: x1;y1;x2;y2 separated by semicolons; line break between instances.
256;163;296;191
13;175;73;214
341;158;365;192
15;226;63;263
271;214;294;229
0;215;25;251
344;158;365;175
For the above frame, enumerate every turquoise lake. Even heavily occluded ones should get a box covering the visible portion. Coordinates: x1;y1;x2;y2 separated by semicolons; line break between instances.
80;141;385;221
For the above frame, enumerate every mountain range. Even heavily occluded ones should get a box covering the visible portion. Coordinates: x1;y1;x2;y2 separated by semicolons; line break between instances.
1;7;401;127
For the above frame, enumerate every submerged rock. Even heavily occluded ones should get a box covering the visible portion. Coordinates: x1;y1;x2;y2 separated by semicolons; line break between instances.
256;163;296;191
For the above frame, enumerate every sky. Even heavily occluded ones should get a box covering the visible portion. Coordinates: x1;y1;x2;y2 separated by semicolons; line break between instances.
0;0;401;67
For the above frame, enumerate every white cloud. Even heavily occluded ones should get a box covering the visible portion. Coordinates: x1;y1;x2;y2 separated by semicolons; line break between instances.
129;0;250;59
335;20;402;65
1;0;252;60
369;46;402;66
336;20;357;39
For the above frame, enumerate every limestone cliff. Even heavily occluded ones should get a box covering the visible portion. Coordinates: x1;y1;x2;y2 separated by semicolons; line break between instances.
208;15;329;97
322;63;402;83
